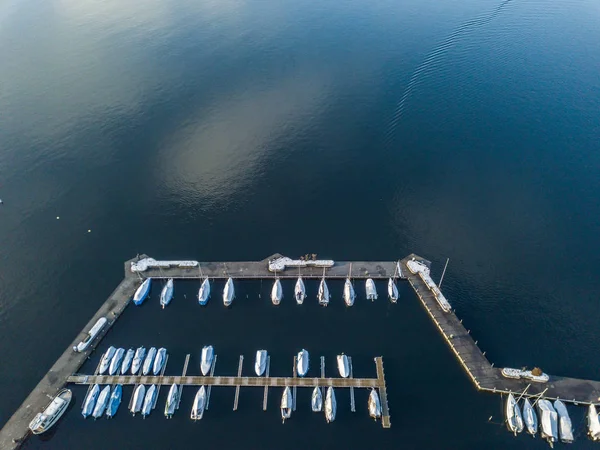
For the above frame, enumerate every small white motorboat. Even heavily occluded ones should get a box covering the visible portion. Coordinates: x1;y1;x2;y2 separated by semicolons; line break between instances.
588;404;600;441
337;354;350;378
366;278;378;301
82;384;100;418
153;348;167;375
294;277;306;305
311;387;322;412
92;385;111;419
164;384;178;418
318;279;330;306
505;393;524;435
325;387;336;423
255;350;268;376
223;278;235;307
388;278;399;303
343;278;355;307
105;385;122;419
133;278;151;306
191;386;207;420
109;348;125;376
201;345;214;376
368;389;381;419
98;346;116;375
198;278;210;306
130;384;146;415
554;400;574;443
160;278;174;308
142;347;157;376
281;387;293;423
537;399;558;446
131;347;146;375
141;384;157;418
73;317;107;352
121;349;135;375
29;389;72;434
271;278;283;305
522;398;538;436
297;349;309;377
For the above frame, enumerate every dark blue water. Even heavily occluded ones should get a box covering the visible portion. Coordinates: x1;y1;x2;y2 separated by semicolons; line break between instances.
1;0;599;447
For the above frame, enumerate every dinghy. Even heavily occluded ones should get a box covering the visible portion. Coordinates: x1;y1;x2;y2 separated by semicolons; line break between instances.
505;393;524;434
142;347;157;376
522;398;538;436
297;349;309;377
281;387;292;422
325;387;336;423
201;345;214;376
141;384;157;417
223;278;235;307
191;386;207;420
121;349;135;375
537;399;558;446
271;278;283;305
366;278;378;301
588;404;600;441
153;348;167;375
133;278;151;305
318;279;330;306
29;389;72;434
294;277;306;304
368;389;381;419
164;384;178;418
337;354;350;378
343;278;355;307
311;387;323;412
131;347;146;375
99;346;116;375
130;384;146;415
160;278;174;308
109;348;125;376
554;400;574;443
105;385;122;418
255;350;268;376
388;278;399;303
82;384;100;418
92;385;111;419
198;278;210;305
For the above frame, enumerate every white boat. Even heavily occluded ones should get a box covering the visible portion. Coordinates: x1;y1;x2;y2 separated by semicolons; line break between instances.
160;278;174;308
343;278;355;307
198;278;210;305
106;385;122;418
553;400;574;443
294;277;306;304
121;349;135;375
537;399;558;446
501;367;550;383
131;347;146;375
92;385;111;419
318;279;330;306
29;389;72;434
366;278;378;300
501;368;523;379
201;345;214;376
153;348;167;375
109;348;125;376
522;398;538;436
82;384;100;418
191;386;207;420
505;393;524;434
98;346;116;375
142;347;157;376
297;349;309;377
388;278;399;303
73;317;107;352
130;384;146;415
271;278;283;305
311;387;322;412
368;389;381;419
223;277;235;307
141;384;157;417
255;350;268;376
164;384;178;418
588;404;600;441
325;386;336;423
337;354;350;378
281;387;292;422
133;278;151;306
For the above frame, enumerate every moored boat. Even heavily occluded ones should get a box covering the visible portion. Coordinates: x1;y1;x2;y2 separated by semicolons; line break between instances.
553;400;574;443
164;384;178;418
325;386;336;423
368;389;381;419
388;278;399;303
131;347;146;375
142;347;157;376
109;348;125;376
92;385;111;419
318;279;330;306
153;348;167;375
522;398;538;436
99;346;116;375
201;345;214;376
82;384;100;418
294;277;306;304
29;389;72;434
198;278;210;305
505;393;524;435
141;384;157;417
133;278;151;306
366;278;378;301
191;386;207;420
271;278;283;305
223;278;235;307
105;385;122;418
160;278;174;308
297;349;309;377
73;317;107;352
588;404;600;441
121;349;135;375
281;387;292;422
337;354;350;378
537;399;558;446
343;278;355;307
255;350;268;376
130;384;146;415
311;387;322;412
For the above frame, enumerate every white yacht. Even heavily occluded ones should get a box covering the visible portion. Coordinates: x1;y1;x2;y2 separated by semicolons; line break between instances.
164;384;178;418
281;387;292;423
366;278;378;301
201;345;214;376
588;404;600;441
153;348;167;375
297;349;309;377
198;278;210;305
311;387;322;412
223;278;235;307
255;350;268;376
294;277;306;304
131;347;146;375
142;347;157;376
73;317;107;352
121;349;135;375
141;384;157;417
537;399;558;446
554;400;574;443
343;278;355;307
191;386;207;420
388;278;399;303
337;354;350;378
271;278;283;305
522;398;538;436
368;389;381;419
92;385;111;419
505;393;524;434
318;279;330;306
133;278;151;306
325;386;336;423
29;389;72;434
130;384;146;415
106;385;122;419
82;384;100;418
109;348;125;376
160;278;174;308
98;346;116;375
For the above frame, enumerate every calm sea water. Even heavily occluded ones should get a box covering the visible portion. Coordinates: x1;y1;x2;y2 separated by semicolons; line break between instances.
1;0;600;448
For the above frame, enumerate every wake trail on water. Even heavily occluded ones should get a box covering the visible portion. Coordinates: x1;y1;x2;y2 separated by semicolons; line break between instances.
385;0;516;144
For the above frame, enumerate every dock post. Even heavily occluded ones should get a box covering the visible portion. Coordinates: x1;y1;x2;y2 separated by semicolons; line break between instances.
348;356;356;413
263;356;270;411
233;355;244;411
205;355;217;410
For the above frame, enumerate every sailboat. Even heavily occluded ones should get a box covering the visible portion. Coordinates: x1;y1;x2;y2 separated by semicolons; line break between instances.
297;349;309;377
295;271;306;305
130;384;146;415
366;278;378;301
121;349;135;375
318;268;330;306
141;384;157;417
522;398;538;436
311;387;323;412
92;385;111;419
537;399;558;447
191;386;206;420
164;384;178;418
255;350;268;376
133;278;151;306
160;278;174;308
98;346;116;375
153;348;167;375
368;389;381;419
142;347;157;376
131;347;146;375
271;277;283;306
201;345;214;376
109;348;125;376
223;277;235;307
82;384;100;418
388;278;399;303
198;278;210;306
105;385;122;419
337;354;350;378
325;387;336;423
281;387;293;422
553;400;574;443
588;404;600;441
505;393;524;435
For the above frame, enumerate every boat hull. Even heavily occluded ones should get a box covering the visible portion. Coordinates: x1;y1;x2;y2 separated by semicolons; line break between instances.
337;354;350;378
133;278;151;305
131;347;146;375
294;278;306;304
153;348;167;375
366;278;378;300
164;384;178;418
223;278;235;306
198;279;210;305
368;389;381;419
201;345;214;376
142;385;157;417
318;280;330;306
255;350;267;376
281;387;293;422
311;387;323;412
160;279;174;308
106;385;122;418
297;350;309;377
142;347;157;376
130;385;146;415
82;384;100;418
109;348;125;376
325;387;336;423
191;386;207;420
343;279;355;307
99;346;116;375
271;279;283;305
29;389;72;434
121;349;135;375
388;278;398;302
